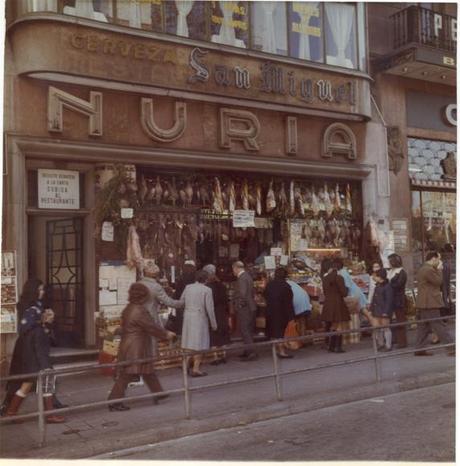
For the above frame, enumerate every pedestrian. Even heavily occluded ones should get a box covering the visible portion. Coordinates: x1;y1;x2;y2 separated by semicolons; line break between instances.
321;259;350;353
387;253;408;349
414;251;455;356
440;243;455;316
1;278;67;416
232;261;258;361
365;261;382;326
173;260;197;334
181;270;217;377
2;308;66;423
107;283;176;411
203;264;230;366
286;278;312;337
369;269;394;352
264;268;295;358
337;259;367;342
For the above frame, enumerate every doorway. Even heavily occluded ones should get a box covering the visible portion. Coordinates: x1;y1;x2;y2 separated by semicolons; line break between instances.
28;216;84;347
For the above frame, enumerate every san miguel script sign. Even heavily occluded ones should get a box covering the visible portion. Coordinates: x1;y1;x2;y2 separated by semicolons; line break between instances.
12;22;370;118
188;47;356;107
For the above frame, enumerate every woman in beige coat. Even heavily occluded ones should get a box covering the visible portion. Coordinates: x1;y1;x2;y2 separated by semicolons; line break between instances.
181;270;217;377
107;283;176;411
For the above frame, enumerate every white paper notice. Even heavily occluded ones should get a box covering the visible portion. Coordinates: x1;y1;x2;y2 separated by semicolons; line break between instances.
121;208;134;219
99;289;117;306
270;248;283;256
101;222;114;242
117;278;134;305
280;255;289;266
264;256;276;270
233;210;255;228
99;278;109;289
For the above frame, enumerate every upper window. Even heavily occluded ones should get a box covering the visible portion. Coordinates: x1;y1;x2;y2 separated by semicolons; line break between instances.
288;2;323;62
325;3;358;69
252;2;288;55
29;1;367;71
210;1;249;48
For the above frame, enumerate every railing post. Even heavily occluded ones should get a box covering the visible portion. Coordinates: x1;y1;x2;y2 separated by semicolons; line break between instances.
181;353;191;419
37;371;46;448
371;328;381;383
271;343;282;401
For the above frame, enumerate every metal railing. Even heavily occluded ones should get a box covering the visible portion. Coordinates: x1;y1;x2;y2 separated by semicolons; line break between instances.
391;6;457;53
0;315;455;448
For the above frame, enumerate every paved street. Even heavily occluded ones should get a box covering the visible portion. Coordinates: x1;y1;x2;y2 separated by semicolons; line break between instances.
116;383;455;462
0;332;455;459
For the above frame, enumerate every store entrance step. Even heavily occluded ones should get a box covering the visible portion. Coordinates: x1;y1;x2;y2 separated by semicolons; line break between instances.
50;347;99;367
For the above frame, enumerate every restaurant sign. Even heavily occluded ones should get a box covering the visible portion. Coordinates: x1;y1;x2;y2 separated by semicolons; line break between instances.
38;169;80;209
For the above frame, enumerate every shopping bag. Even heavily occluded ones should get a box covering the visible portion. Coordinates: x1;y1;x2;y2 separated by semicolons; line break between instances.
284;320;303;350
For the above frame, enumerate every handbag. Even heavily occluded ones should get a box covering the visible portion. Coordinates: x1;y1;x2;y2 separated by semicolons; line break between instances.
165;312;178;333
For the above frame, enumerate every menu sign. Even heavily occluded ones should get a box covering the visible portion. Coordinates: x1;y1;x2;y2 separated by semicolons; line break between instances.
38;169;80;209
233;210;255;228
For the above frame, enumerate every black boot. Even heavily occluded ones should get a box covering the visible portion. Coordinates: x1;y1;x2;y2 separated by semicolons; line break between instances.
0;390;15;416
328;335;336;352
335;335;346;353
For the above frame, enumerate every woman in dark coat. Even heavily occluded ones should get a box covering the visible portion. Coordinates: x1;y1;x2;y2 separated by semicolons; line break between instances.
2;308;66;423
203;264;230;365
321;258;349;353
263;267;295;358
370;268;394;352
108;283;176;411
387;253;407;348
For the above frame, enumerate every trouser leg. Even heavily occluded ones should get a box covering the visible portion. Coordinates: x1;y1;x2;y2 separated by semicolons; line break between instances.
393;308;407;347
108;373;134;400
429;309;454;344
237;309;256;355
142;373;164;393
415;310;433;349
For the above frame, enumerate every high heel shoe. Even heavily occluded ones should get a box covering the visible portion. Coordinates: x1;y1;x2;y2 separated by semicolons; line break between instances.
108;403;130;412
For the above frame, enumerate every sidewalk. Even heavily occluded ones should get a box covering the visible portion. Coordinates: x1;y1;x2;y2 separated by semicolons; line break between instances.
0;332;455;459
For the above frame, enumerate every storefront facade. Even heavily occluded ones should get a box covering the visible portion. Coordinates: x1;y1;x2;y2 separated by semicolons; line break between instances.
2;2;393;359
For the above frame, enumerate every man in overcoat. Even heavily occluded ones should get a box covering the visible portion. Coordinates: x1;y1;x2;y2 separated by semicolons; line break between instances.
232;261;258;361
414;251;455;356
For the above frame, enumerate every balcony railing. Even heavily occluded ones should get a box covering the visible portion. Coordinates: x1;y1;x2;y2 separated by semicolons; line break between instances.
391;6;457;53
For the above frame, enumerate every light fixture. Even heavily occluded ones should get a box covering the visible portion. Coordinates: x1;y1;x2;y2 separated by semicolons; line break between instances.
402;67;408;72
422;71;428;76
441;75;447;79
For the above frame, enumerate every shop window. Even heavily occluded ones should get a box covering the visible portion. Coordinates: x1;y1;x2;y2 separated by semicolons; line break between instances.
251;2;288;55
165;1;207;40
115;0;157;29
288;2;323;62
325;2;358;69
210;1;249;48
411;189;456;266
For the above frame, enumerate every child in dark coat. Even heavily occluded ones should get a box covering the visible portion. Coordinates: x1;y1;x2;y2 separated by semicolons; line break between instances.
370;269;394;351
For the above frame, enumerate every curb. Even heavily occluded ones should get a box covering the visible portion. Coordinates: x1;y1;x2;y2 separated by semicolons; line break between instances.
7;367;454;459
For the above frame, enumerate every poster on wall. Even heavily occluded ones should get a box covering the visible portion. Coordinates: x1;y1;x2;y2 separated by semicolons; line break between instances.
38;169;80;209
1;251;18;333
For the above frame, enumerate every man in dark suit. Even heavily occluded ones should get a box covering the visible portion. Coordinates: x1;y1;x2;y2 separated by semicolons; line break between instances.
232;261;258;361
414;251;455;356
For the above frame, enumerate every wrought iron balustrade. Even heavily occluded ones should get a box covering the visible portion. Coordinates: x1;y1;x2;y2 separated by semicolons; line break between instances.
391;6;457;53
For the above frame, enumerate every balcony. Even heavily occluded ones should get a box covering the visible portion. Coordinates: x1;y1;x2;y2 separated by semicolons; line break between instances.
374;5;456;85
392;6;456;53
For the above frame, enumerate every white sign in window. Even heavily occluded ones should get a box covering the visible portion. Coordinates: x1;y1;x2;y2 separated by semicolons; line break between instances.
38;169;80;209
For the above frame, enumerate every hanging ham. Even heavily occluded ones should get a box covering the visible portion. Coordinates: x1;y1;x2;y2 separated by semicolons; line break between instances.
126;225;143;270
256;183;262;216
345;184;352;214
242;179;250;210
266;180;276;213
289;180;295;216
213;177;224;213
229;181;236;212
324;182;333;217
311;188;320;217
